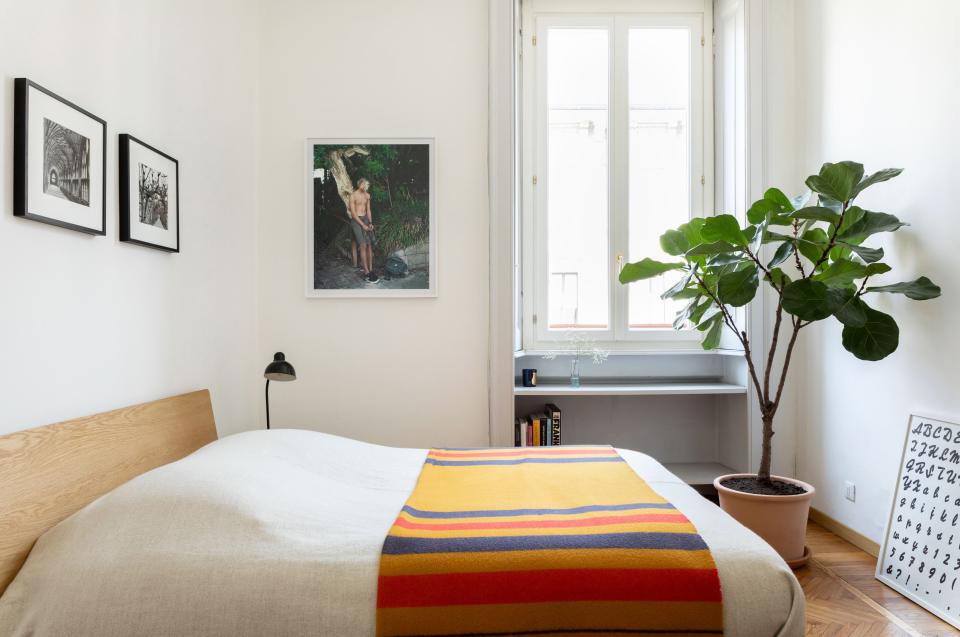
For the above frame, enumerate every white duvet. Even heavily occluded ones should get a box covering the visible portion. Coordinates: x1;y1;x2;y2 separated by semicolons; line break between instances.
0;430;804;636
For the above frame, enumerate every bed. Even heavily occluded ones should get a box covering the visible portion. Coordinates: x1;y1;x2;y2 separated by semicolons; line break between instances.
0;391;804;636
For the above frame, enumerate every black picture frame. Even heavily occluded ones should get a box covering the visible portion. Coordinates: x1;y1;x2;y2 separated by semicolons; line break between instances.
13;78;107;235
119;134;180;253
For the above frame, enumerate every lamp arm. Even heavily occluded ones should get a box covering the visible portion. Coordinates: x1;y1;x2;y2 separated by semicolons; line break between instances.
265;378;271;430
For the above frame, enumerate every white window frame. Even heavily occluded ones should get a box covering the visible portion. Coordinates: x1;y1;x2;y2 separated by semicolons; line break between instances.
520;0;713;353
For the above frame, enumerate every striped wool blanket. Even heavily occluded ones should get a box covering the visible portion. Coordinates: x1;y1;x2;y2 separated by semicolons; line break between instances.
376;446;723;636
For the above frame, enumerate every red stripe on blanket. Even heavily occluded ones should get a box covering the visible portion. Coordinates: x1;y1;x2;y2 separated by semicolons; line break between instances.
394;512;690;531
378;568;723;607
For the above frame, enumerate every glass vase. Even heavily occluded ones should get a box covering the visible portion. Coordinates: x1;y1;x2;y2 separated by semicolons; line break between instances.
570;357;581;387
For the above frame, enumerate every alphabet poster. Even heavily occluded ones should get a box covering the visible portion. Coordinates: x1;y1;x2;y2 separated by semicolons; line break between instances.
877;414;960;629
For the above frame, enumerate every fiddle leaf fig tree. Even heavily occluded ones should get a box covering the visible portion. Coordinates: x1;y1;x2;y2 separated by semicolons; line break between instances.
619;162;941;485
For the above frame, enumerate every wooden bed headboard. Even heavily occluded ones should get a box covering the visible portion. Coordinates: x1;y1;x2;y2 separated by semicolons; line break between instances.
0;389;218;595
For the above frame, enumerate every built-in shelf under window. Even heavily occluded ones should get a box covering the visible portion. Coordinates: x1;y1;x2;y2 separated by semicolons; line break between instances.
513;379;747;397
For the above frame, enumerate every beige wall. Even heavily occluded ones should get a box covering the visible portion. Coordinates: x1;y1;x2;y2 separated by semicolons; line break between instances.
0;0;260;436
792;0;959;541
255;0;492;447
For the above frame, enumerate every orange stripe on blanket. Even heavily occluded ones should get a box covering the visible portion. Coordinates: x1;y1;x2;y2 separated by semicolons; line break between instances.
428;448;619;459
392;512;690;531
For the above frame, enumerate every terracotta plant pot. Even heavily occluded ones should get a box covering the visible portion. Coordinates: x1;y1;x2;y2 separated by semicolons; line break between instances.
713;473;815;567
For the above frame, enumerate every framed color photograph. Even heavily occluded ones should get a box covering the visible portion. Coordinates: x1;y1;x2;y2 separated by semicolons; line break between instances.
119;134;179;252
14;78;107;235
304;138;436;298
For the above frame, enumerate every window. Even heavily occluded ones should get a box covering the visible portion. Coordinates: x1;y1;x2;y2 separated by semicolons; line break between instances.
521;1;712;350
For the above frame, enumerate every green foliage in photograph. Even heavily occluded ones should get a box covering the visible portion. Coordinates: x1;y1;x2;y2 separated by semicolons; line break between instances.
313;144;429;262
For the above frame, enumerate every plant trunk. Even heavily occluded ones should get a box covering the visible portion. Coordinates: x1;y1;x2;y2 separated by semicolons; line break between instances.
758;414;774;483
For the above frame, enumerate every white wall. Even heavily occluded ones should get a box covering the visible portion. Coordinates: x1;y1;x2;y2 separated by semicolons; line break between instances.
0;0;260;436
256;0;491;447
792;0;959;541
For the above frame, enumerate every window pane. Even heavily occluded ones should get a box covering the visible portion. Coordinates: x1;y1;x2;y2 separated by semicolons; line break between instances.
627;27;691;328
546;28;609;330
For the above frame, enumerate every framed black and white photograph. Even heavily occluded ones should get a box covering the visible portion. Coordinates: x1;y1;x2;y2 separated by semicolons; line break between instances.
119;134;179;252
14;78;107;235
304;138;436;298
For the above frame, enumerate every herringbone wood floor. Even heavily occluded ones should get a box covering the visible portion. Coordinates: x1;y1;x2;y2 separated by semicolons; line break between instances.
800;522;960;636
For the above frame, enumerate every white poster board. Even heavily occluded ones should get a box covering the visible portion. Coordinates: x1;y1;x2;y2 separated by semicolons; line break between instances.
876;414;960;629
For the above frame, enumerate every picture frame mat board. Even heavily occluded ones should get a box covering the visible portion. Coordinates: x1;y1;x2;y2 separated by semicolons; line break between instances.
119;134;180;252
14;78;107;235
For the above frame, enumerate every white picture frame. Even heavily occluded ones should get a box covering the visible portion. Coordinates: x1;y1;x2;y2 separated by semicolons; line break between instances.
875;413;960;630
303;138;437;298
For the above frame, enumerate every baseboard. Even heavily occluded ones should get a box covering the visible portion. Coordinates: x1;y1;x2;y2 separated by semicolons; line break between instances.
809;507;880;557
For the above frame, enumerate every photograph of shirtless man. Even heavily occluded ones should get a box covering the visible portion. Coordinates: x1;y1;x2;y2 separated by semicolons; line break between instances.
308;140;432;295
350;178;378;282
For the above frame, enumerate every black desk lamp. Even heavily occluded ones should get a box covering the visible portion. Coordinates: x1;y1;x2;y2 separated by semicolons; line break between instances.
264;352;296;429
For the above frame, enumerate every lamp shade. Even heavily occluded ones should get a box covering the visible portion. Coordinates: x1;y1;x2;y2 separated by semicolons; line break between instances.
264;352;296;381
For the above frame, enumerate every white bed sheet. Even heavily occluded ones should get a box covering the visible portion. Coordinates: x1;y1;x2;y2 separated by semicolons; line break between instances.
0;430;803;636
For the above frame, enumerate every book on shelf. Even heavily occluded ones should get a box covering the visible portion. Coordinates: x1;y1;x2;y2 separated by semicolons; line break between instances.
516;404;564;447
545;403;561;446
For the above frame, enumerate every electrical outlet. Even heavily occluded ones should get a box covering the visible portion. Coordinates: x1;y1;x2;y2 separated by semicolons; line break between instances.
844;481;856;502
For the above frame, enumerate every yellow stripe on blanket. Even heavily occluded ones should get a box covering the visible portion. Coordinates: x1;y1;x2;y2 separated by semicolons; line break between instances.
376;446;724;636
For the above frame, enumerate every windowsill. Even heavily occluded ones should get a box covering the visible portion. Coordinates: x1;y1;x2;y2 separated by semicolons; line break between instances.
515;348;745;358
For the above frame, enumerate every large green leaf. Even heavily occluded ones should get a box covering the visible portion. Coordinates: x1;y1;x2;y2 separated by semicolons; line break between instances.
852;168;903;198
708;253;746;267
815;259;868;286
841;307;900;361
619;258;685;283
701;214;748;246
767;240;796;269
797;228;830;264
766;268;791;290
670;287;702;300
688;298;713;325
788;206;841;225
686;241;742;257
697;306;723;330
763;230;795;244
679;217;707;246
660;229;691;256
764;187;795;212
782;279;835;321
819;196;843;214
747;189;794;225
791;190;813;210
864;262;892;277
866;276;941;300
700;314;724;350
673;296;704;329
838;208;907;240
829;288;868;327
746;199;778;224
717;266;759;307
805;162;863;203
840;242;884;263
661;267;697;299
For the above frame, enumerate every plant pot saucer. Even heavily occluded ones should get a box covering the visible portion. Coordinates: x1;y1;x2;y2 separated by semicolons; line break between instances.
786;545;811;570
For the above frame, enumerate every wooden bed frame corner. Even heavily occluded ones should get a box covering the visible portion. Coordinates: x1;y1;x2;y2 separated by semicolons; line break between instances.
0;389;218;595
